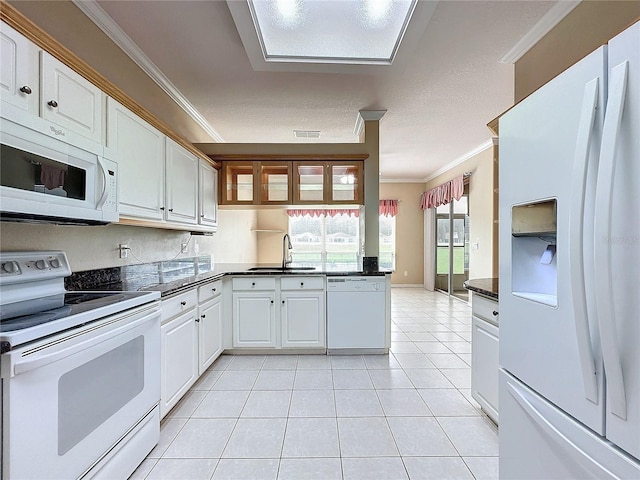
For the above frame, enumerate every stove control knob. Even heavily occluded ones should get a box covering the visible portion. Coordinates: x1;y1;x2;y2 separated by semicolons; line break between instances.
2;262;19;274
35;259;47;270
50;258;61;269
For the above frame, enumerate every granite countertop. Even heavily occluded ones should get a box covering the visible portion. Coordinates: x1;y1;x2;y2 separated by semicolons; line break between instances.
463;278;499;300
65;257;389;297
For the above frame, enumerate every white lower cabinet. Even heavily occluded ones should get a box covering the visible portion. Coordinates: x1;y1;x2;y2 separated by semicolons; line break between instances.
197;280;223;374
471;294;499;424
160;291;199;419
160;283;225;419
280;277;325;348
231;276;325;350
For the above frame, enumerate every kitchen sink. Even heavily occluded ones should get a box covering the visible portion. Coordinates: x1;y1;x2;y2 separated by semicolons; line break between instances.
247;266;317;272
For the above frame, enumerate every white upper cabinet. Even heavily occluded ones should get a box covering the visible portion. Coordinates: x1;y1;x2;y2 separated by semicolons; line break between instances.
198;159;218;229
106;97;164;221
0;23;38;113
165;138;198;225
40;51;103;144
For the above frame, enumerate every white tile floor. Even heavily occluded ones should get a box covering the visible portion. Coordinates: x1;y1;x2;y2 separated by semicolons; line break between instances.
132;288;499;480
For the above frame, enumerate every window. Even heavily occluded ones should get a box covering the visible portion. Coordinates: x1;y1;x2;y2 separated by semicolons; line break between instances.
288;212;360;270
379;214;396;270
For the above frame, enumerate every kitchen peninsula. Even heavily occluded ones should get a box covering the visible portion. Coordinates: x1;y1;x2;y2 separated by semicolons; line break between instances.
65;256;391;418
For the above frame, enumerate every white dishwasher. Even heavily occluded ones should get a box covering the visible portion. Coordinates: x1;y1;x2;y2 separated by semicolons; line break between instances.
327;276;386;354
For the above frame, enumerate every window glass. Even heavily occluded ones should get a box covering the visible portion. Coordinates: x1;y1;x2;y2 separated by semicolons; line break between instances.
289;212;360;269
379;214;396;270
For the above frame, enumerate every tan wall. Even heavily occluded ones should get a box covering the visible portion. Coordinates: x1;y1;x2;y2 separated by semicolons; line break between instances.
515;1;640;102
424;146;495;280
252;183;425;284
256;209;289;264
379;183;425;285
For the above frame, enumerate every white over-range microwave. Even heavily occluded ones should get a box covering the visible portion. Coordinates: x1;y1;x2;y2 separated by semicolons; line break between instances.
0;112;118;225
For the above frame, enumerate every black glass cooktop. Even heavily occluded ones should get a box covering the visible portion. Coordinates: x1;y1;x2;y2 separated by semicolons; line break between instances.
0;291;146;332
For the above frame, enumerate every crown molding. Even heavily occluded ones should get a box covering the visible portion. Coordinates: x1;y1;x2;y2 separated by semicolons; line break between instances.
379;178;426;184
72;0;224;142
499;0;581;64
423;140;493;183
354;110;387;136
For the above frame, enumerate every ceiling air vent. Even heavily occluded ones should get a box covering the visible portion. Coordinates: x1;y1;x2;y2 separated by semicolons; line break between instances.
293;130;321;138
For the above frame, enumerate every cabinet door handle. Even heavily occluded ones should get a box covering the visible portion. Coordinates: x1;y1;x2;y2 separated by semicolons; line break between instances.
19;85;32;94
212;288;216;292
282;300;285;304
492;310;499;316
195;317;200;323
251;282;256;287
300;282;304;287
201;314;206;318
47;100;58;108
201;214;205;218
160;207;165;211
180;301;187;306
168;208;174;212
271;300;274;304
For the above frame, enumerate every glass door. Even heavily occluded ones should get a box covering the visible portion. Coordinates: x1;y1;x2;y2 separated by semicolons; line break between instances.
435;191;469;300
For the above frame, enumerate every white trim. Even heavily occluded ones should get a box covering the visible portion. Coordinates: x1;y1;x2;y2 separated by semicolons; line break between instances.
422;139;493;183
354;110;387;136
499;1;581;64
72;0;224;142
390;284;425;288
380;178;426;184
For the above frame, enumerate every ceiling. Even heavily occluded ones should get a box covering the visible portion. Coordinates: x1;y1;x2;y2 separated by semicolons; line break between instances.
88;0;560;181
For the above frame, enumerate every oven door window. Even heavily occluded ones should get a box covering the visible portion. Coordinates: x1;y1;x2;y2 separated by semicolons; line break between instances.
0;143;87;200
58;336;144;455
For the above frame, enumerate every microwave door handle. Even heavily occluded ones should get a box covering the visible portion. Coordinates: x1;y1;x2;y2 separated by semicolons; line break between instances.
12;308;158;376
569;77;599;403
594;60;628;420
96;157;109;209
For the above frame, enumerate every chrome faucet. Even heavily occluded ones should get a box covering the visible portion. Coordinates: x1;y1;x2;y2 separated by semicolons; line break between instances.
282;234;293;269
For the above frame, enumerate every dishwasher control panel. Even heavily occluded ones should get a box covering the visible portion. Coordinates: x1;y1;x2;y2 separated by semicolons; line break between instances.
327;276;385;292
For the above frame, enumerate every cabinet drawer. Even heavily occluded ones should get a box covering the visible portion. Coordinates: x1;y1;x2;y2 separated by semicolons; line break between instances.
280;276;324;290
161;289;198;323
472;293;499;325
198;279;222;303
232;277;276;291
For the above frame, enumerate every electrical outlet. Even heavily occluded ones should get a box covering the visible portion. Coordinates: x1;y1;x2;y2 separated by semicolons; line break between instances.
403;271;408;276
119;244;129;259
181;242;188;254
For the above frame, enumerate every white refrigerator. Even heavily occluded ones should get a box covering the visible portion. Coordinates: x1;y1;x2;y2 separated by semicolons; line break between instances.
498;20;640;479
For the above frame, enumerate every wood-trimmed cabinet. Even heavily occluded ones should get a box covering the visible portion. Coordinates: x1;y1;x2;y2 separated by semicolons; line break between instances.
219;159;364;206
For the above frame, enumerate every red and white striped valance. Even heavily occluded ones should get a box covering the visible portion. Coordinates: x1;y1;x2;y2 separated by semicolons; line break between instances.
286;209;359;218
286;201;398;218
379;199;398;217
420;175;464;210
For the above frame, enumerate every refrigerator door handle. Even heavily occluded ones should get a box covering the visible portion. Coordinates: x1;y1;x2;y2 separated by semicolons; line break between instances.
569;77;600;404
507;380;619;480
594;60;629;420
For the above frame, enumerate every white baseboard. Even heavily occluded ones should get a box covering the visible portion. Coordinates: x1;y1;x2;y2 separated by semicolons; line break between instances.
390;284;425;288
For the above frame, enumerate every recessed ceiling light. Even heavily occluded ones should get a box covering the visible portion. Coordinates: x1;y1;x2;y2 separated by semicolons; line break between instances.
293;130;321;138
248;0;417;65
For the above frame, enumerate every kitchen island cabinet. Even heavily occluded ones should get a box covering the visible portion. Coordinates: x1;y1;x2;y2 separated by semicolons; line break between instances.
465;278;499;425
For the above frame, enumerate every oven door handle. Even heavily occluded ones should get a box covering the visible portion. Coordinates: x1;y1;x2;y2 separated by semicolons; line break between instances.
12;307;159;376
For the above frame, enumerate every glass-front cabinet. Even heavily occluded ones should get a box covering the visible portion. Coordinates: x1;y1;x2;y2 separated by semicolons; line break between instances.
219;159;364;206
293;162;325;204
221;162;255;205
329;161;363;204
259;162;291;204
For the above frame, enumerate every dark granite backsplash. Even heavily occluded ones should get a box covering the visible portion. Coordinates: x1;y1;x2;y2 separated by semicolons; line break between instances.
65;256;213;292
